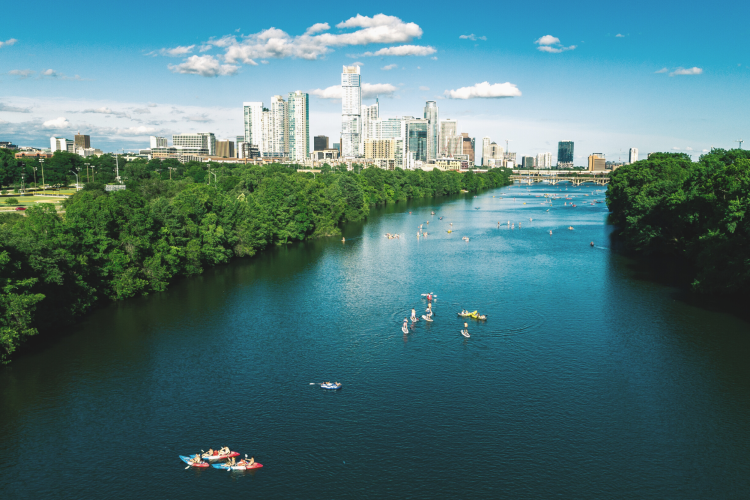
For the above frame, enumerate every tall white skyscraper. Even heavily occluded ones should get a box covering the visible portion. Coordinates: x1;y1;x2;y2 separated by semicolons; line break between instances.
360;98;379;155
287;91;309;161
341;65;361;158
481;137;491;165
629;147;638;163
243;102;264;154
270;95;287;157
424;101;439;161
536;152;552;168
439;119;461;156
150;136;167;148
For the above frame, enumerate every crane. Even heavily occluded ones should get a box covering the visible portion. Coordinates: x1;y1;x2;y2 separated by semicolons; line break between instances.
736;140;744;150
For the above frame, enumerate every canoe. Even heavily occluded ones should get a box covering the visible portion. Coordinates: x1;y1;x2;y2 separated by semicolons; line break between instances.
421;315;433;322
321;383;342;390
212;462;263;470
180;456;210;467
201;451;240;460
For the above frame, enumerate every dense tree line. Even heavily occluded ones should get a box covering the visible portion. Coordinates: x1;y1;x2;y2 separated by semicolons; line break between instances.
606;149;750;295
0;158;511;362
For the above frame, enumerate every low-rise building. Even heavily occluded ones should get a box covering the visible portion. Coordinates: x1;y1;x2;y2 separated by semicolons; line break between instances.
588;153;606;171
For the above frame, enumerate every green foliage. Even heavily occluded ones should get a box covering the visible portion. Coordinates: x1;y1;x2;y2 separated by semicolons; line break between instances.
4;198;19;206
607;149;750;294
0;163;511;362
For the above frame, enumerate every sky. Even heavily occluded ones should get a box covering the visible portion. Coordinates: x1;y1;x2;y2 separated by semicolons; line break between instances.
1;0;748;164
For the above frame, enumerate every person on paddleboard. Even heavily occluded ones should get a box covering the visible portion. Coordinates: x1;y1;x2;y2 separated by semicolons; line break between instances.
464;322;469;335
426;303;433;318
403;318;409;330
411;309;418;322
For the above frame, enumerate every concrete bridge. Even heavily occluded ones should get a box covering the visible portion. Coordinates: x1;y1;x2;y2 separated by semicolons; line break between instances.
510;169;610;186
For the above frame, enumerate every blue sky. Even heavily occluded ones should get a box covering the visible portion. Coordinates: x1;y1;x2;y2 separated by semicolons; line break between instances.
1;0;748;163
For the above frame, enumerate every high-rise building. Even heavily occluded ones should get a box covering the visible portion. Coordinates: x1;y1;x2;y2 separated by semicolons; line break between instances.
341;65;361;157
74;133;91;150
439;119;459;156
261;109;273;156
481;137;491;166
423;101;439;161
629;147;638;164
360;98;379;155
287;91;309;162
403;118;429;168
173;132;216;157
50;137;74;153
461;133;475;164
557;141;574;167
536;152;552;169
588;153;606;171
314;136;329;151
270;95;287;157
215;140;235;158
332;143;340;152
364;138;399;170
522;156;535;168
243;102;264;153
150;136;168;149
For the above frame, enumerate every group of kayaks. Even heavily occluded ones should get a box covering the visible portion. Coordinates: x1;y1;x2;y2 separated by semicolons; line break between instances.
457;310;487;321
179;450;263;471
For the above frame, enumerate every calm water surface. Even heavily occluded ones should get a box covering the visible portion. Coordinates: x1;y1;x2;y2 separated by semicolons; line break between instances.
2;183;749;499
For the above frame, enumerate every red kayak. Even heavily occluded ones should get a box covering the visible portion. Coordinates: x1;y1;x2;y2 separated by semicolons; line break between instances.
202;451;240;460
180;455;210;467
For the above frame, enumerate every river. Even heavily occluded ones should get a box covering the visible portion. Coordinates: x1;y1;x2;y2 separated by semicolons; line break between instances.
1;183;749;499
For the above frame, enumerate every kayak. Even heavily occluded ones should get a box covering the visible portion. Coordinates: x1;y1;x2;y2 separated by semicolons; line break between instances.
212;462;263;470
202;451;240;460
457;311;477;318
401;325;409;334
180;456;210;468
421;315;433;322
461;330;470;338
321;382;342;390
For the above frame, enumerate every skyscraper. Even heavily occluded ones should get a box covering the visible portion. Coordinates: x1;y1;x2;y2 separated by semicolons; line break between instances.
341;65;361;158
536;152;552;168
150;136;168;148
423;101;439;161
629;147;638;164
403;118;428;168
360;98;379;155
461;133;475;164
270;95;287;157
74;133;91;150
439;119;458;156
481;137;491;166
243;102;263;153
314;136;329;151
287;91;309;161
557;141;574;167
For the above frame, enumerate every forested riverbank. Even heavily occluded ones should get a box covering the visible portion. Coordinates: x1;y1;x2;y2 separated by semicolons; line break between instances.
0;159;511;363
606;149;750;295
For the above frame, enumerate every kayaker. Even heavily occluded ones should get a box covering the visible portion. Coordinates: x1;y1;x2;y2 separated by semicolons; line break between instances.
203;448;215;458
190;454;201;464
227;456;236;466
247;457;255;467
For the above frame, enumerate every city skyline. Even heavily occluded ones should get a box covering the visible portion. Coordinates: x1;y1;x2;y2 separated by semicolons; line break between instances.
1;1;747;160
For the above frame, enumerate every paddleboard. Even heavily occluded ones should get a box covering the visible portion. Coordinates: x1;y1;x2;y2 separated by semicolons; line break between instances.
422;315;433;322
401;325;409;334
180;456;210;467
461;330;470;338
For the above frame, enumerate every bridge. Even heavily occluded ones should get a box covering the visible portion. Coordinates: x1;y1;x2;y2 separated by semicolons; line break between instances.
510;169;610;186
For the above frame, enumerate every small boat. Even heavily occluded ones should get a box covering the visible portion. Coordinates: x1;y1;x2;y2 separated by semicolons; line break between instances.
439;216;443;220
446;230;452;233
431;211;435;215
320;382;342;390
212;462;263;471
458;310;478;318
461;330;470;338
421;315;433;322
180;456;210;468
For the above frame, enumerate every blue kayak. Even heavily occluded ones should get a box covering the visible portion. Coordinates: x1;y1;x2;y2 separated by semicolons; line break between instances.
180;455;209;468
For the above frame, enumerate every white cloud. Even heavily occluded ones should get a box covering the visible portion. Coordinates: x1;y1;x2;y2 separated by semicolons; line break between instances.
672;147;681;150
686;147;693;151
310;82;397;99
42;117;71;129
184;114;213;123
669;67;702;76
381;63;398;70
41;69;58;77
535;35;560;46
81;107;130;118
132;108;151;114
419;86;430;91
615;34;625;38
534;35;575;53
351;61;365;66
459;34;487;41
156;45;195;57
305;22;330;35
0;102;31;113
117;126;160;136
168;55;239;77
444;81;522;99
0;38;17;48
655;67;668;73
147;103;158;107
198;44;213;52
8;69;34;78
362;44;436;57
431;56;438;60
38;69;84;80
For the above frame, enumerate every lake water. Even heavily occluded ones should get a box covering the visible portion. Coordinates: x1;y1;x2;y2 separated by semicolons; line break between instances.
2;183;749;499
